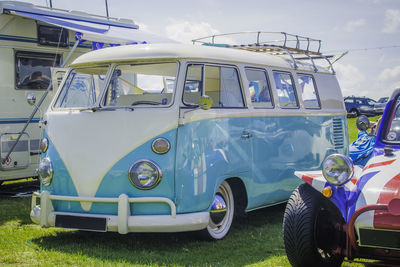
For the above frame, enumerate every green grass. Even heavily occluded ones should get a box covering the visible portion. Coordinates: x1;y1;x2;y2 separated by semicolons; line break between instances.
0;118;376;266
0;197;292;266
0;197;367;267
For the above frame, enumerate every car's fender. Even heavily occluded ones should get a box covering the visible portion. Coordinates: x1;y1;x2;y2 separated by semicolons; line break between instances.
294;166;363;222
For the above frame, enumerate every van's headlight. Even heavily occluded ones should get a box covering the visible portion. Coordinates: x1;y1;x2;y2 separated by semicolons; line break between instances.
40;138;49;153
129;160;161;190
322;154;354;186
38;157;53;186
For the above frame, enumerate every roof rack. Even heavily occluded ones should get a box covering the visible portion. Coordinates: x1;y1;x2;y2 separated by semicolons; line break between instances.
192;31;342;74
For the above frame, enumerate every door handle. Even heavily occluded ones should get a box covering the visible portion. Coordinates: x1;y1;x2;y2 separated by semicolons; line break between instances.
241;132;252;139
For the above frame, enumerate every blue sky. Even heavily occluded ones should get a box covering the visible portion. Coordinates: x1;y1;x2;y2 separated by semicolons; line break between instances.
17;0;400;100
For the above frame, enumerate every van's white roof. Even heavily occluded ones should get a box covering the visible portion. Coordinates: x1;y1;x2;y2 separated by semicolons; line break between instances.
70;44;330;73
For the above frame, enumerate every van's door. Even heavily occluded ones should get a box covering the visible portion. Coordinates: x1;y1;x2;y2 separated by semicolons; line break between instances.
175;63;252;214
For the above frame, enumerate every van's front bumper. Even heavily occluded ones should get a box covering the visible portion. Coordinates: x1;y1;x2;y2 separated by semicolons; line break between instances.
30;191;209;234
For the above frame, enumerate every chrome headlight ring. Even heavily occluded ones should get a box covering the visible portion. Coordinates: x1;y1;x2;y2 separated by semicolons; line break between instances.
322;154;354;186
40;137;49;153
128;160;162;190
38;157;53;186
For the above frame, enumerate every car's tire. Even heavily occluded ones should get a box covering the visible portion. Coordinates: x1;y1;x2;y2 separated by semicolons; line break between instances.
199;180;234;240
283;183;345;267
350;108;359;117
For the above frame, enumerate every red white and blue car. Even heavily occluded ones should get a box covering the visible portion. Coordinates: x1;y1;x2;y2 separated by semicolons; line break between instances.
283;89;400;267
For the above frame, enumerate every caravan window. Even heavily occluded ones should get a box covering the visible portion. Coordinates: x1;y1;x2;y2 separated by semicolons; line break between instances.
37;25;69;47
273;71;298;108
183;64;244;108
15;51;61;90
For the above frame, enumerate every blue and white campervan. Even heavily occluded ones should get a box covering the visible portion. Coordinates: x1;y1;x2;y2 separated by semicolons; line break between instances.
31;34;348;240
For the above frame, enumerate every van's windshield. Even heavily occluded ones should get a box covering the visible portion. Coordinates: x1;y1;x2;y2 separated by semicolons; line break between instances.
104;62;177;107
54;62;178;109
54;66;108;108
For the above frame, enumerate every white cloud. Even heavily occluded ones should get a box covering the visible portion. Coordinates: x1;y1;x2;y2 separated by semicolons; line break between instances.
378;66;400;81
136;21;150;32
344;19;366;32
165;21;220;44
334;63;366;96
382;9;400;33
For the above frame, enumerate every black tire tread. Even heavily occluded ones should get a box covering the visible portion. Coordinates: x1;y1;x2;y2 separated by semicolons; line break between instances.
283;183;344;267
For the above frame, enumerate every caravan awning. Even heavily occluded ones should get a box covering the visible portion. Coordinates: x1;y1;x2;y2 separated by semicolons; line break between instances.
1;2;175;44
14;11;175;44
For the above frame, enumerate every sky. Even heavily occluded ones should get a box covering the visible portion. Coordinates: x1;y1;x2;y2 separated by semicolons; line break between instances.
15;0;400;100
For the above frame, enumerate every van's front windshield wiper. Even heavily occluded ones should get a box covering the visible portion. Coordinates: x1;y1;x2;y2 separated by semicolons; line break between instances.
79;106;134;112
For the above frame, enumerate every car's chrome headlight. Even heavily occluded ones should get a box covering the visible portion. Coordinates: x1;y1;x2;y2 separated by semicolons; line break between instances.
40;137;49;153
129;160;161;190
322;154;354;186
38;157;53;186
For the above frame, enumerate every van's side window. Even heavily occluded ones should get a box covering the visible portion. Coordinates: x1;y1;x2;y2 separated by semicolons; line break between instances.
245;68;273;108
298;74;320;109
15;51;61;90
273;71;298;108
183;64;244;108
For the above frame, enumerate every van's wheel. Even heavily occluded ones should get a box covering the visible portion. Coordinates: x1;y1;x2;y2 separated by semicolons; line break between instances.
283;183;345;267
200;181;234;240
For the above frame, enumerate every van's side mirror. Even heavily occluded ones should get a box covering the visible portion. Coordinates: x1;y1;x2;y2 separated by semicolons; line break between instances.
27;93;36;106
356;115;370;131
198;95;213;110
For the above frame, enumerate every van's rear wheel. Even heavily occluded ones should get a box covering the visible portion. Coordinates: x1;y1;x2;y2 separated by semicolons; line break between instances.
200;181;234;240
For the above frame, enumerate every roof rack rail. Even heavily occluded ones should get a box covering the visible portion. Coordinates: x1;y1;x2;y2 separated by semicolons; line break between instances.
192;31;341;74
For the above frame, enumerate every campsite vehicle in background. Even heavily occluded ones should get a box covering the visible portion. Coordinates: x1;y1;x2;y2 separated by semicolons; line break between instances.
344;96;377;117
283;89;400;266
374;96;389;115
0;1;164;184
31;32;348;240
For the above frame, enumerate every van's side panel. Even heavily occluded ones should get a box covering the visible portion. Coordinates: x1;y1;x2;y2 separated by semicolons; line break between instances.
175;63;348;214
246;114;347;209
175;111;252;214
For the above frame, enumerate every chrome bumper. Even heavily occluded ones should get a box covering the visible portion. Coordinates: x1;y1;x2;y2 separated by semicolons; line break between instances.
31;190;209;234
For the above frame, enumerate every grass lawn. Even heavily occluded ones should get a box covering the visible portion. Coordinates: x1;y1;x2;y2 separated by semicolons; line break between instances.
0;197;367;267
0;117;376;266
